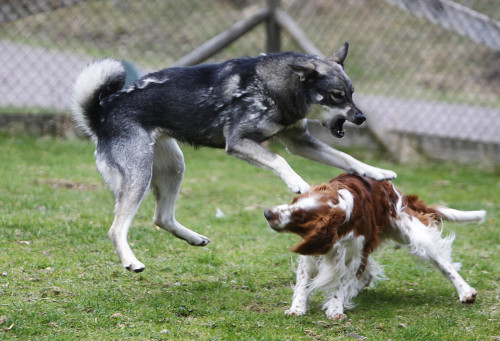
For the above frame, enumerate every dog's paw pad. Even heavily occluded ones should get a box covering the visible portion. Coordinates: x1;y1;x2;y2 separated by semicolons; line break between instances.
460;290;477;304
199;239;210;246
288;183;310;194
285;309;305;316
382;170;397;180
190;235;211;246
327;313;346;321
125;262;146;272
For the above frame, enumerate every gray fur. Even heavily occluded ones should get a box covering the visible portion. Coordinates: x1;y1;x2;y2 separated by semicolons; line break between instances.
71;43;396;271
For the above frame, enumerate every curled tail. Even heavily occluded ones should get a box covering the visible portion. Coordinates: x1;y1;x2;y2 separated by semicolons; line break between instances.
71;59;126;139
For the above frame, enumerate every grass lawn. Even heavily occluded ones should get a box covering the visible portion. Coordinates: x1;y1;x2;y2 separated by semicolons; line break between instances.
0;134;498;340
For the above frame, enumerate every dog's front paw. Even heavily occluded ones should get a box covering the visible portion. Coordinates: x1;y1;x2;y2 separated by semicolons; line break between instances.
460;288;478;304
285;307;306;316
124;260;146;273
186;233;211;247
377;168;397;180
286;178;311;194
327;313;346;321
353;165;397;181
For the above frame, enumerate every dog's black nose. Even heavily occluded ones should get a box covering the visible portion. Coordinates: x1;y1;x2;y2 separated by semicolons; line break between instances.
264;209;272;220
352;111;366;125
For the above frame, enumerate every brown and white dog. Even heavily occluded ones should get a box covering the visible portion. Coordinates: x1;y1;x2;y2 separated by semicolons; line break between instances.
264;173;485;320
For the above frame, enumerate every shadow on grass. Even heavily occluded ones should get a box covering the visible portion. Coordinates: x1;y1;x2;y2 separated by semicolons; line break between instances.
353;285;465;313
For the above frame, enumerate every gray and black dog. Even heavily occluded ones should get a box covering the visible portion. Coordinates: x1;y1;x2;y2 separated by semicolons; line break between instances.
72;42;396;272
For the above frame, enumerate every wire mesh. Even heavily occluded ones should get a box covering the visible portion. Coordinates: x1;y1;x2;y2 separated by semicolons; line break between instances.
0;0;498;145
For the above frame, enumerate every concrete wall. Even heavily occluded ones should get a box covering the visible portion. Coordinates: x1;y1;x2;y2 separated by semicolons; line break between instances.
1;114;499;164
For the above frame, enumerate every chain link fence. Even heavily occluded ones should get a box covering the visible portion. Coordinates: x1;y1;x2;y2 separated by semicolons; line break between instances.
1;0;499;161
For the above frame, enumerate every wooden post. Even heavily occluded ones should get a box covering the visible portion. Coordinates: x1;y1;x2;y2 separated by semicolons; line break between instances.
266;0;281;53
274;8;323;56
172;7;270;67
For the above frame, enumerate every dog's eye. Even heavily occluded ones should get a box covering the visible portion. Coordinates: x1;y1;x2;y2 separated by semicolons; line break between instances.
330;90;345;101
293;210;309;222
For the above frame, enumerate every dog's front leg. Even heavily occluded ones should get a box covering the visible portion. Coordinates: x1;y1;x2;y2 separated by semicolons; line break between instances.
226;137;310;193
286;255;313;316
278;124;397;181
323;285;347;321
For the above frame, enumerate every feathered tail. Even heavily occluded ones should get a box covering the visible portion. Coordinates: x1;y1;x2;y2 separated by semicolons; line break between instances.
435;206;486;224
406;194;486;224
71;59;126;140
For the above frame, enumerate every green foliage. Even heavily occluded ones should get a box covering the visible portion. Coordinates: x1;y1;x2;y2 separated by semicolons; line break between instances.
0;135;498;340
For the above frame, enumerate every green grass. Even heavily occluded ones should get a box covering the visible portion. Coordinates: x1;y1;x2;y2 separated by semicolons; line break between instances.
0;134;498;340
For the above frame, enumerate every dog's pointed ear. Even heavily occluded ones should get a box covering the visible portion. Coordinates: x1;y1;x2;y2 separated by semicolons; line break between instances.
288;62;316;82
331;42;349;67
291;209;345;255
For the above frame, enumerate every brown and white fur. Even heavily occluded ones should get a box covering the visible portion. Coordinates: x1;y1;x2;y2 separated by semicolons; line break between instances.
264;173;485;320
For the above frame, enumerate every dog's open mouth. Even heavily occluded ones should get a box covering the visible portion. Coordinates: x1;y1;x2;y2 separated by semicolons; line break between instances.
329;117;346;138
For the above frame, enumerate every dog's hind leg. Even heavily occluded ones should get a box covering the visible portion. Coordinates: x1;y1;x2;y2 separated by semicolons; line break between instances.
151;138;210;246
96;136;154;272
393;215;477;303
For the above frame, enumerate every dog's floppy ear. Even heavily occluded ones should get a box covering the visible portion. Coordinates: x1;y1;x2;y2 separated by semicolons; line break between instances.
288;62;316;82
331;42;349;67
291;208;346;255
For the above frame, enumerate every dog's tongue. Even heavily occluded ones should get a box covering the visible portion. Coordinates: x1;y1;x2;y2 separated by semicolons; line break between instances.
330;118;346;138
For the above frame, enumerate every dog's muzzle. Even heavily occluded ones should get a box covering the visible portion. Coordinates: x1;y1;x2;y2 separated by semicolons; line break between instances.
329;110;365;138
264;208;286;231
351;111;366;125
330;118;346;138
330;109;365;138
